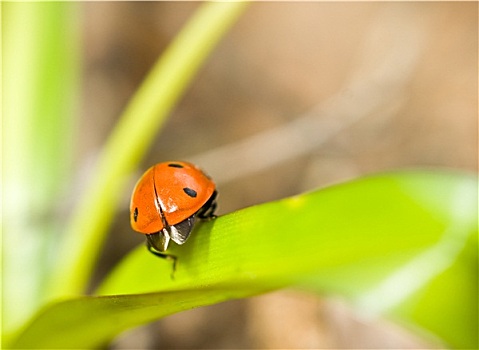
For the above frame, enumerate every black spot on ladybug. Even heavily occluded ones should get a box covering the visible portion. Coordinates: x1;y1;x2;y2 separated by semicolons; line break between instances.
183;187;197;198
168;163;184;168
134;207;138;222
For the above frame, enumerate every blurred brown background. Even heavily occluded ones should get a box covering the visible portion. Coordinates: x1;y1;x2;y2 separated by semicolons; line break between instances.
78;2;477;348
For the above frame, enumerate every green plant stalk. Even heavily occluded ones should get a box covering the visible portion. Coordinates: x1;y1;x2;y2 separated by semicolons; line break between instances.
2;2;80;333
47;1;249;299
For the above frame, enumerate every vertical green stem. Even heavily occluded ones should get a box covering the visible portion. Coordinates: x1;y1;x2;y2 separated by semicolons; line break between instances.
3;2;80;333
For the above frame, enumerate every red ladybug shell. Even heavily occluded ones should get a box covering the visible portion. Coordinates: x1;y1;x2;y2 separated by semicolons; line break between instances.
130;161;216;235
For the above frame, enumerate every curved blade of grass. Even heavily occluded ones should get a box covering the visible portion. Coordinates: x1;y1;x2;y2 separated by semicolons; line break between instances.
47;1;249;299
10;171;477;349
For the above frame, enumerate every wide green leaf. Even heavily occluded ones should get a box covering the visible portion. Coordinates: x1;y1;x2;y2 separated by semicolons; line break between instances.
10;171;478;349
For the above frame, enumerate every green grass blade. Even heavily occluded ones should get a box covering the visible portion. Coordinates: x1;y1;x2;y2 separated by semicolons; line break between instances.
47;1;249;299
10;171;478;349
2;2;80;334
11;286;273;350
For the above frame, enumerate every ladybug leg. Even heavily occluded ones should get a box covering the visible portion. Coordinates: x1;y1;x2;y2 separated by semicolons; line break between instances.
197;202;217;220
197;190;218;220
146;242;176;263
146;233;177;279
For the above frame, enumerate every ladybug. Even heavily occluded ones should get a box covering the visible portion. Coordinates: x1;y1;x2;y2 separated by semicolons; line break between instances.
130;161;217;264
